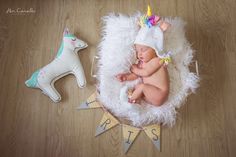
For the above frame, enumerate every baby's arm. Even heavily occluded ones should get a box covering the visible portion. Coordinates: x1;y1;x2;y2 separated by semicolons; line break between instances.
116;72;139;82
131;58;163;77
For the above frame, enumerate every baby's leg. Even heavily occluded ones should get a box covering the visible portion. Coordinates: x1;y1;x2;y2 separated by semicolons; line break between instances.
131;83;168;106
129;84;144;103
143;84;168;106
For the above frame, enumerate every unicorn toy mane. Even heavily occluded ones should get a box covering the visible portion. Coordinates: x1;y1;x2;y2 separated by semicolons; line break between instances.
25;28;88;102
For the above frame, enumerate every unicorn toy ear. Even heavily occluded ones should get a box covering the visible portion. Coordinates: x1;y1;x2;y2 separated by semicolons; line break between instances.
63;28;70;36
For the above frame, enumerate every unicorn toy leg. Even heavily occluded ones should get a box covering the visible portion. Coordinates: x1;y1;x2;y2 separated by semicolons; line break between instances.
25;71;62;102
25;56;70;103
40;82;61;102
73;66;86;88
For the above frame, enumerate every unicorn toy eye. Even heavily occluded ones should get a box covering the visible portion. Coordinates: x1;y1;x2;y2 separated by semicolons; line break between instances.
72;38;76;41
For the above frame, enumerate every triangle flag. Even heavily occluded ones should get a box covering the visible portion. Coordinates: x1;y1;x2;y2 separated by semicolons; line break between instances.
143;124;161;151
95;111;119;136
77;91;101;110
122;124;141;154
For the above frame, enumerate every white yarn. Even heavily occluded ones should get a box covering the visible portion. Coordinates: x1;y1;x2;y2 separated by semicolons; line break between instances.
97;13;199;127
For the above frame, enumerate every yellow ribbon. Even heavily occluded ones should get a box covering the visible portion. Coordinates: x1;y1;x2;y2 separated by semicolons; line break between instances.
160;57;172;65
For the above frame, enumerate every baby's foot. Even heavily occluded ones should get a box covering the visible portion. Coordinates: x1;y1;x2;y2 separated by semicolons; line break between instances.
120;86;134;103
127;89;136;103
128;89;142;104
128;97;142;104
128;98;136;103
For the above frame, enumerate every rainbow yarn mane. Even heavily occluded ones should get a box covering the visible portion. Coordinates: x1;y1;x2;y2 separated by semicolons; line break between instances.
138;5;161;28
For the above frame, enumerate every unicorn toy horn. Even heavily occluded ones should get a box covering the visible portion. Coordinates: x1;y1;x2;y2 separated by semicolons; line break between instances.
25;28;88;102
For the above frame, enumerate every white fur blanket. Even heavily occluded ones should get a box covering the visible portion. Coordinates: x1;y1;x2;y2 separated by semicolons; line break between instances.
97;13;199;127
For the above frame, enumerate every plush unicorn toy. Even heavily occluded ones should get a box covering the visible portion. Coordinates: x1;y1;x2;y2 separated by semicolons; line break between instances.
25;28;88;102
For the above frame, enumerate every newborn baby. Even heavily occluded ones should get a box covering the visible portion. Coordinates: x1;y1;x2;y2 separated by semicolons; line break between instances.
116;20;171;107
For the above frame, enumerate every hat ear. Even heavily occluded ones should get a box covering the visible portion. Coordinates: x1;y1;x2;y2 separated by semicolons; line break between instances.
159;21;171;32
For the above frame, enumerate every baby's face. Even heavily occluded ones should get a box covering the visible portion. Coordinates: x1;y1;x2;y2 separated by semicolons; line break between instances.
135;44;157;62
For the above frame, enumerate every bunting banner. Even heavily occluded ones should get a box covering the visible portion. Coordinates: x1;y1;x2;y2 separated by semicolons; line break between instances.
78;91;162;154
143;124;161;151
122;124;141;154
95;111;119;136
77;92;101;110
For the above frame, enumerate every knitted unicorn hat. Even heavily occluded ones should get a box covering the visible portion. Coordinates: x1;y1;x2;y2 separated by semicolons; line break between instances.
134;5;169;58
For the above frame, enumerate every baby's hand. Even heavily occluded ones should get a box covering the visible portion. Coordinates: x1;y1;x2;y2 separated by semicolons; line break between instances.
130;64;138;73
115;73;127;82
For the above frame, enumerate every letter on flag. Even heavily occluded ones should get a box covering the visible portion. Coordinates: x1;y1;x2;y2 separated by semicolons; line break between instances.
143;124;161;151
122;124;141;153
77;92;101;109
95;111;119;136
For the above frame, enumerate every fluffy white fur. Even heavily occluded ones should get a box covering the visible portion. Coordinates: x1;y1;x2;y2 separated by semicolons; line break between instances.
97;13;199;127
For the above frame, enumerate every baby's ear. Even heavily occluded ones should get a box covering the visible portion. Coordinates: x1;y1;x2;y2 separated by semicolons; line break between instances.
160;21;171;32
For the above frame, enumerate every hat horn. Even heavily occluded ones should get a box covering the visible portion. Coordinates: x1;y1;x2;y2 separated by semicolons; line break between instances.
147;5;152;16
